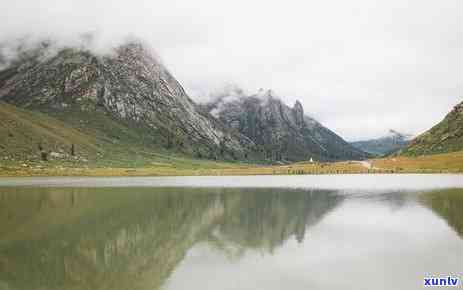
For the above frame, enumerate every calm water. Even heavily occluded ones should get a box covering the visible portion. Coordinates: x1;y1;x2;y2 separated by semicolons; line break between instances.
0;175;462;290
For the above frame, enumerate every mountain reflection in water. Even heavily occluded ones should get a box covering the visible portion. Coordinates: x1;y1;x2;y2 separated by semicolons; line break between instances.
0;186;461;290
419;189;463;237
0;188;341;290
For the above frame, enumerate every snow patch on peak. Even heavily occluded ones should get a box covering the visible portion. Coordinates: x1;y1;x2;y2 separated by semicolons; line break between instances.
386;129;414;141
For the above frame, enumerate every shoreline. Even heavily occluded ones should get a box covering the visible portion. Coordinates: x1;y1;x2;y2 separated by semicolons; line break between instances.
0;165;461;178
2;151;463;177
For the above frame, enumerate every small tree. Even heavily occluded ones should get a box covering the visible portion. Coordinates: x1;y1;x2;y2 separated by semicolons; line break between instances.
38;142;47;161
41;151;48;161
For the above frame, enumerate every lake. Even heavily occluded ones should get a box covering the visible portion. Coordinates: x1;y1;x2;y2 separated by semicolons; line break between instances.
0;174;462;290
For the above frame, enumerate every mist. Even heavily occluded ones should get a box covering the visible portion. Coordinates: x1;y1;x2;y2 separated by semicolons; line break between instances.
1;0;462;141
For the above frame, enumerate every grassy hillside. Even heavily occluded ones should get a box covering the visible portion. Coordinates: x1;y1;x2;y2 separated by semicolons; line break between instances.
0;102;99;162
0;102;248;170
402;101;463;156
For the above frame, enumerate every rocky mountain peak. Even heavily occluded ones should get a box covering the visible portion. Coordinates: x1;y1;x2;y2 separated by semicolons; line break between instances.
0;41;256;160
386;129;414;141
204;86;367;161
293;100;304;128
453;101;463;113
0;40;369;163
294;100;303;110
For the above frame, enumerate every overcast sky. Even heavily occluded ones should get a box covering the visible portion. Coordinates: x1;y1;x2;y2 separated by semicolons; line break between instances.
1;0;462;141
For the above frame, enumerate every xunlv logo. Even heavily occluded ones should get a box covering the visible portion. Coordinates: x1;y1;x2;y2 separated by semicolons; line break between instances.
424;276;459;287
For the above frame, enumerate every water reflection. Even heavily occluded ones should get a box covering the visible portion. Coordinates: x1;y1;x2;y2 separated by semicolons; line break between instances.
0;186;462;290
419;189;463;237
0;187;342;290
212;190;342;253
0;188;224;290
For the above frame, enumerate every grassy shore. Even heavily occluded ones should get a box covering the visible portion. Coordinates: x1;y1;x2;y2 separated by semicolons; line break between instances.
2;101;462;177
1;151;462;177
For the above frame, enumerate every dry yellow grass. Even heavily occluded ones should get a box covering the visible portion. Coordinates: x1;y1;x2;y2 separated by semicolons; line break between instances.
1;151;462;177
371;151;463;173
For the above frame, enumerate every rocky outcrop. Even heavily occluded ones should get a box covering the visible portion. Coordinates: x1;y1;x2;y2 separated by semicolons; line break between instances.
0;41;255;160
204;87;368;161
293;100;304;128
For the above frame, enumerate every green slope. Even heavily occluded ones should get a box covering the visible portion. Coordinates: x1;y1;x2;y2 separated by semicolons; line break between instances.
402;101;463;156
0;102;245;169
0;102;98;161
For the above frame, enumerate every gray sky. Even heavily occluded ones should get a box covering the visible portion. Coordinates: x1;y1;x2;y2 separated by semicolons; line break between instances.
1;0;463;141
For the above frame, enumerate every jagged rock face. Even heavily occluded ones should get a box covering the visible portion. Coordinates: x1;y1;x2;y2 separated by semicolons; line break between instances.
0;42;253;159
293;100;304;128
402;101;463;156
351;129;413;156
205;88;368;161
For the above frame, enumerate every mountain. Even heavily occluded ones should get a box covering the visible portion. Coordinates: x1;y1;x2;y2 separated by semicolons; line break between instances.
202;87;368;162
0;40;367;164
0;41;256;162
350;129;413;156
402;101;463;156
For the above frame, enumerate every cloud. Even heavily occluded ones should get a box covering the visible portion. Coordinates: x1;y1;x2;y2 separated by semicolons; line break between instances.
1;0;462;140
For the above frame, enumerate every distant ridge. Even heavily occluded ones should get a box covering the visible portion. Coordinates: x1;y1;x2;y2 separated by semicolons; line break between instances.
351;129;413;156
